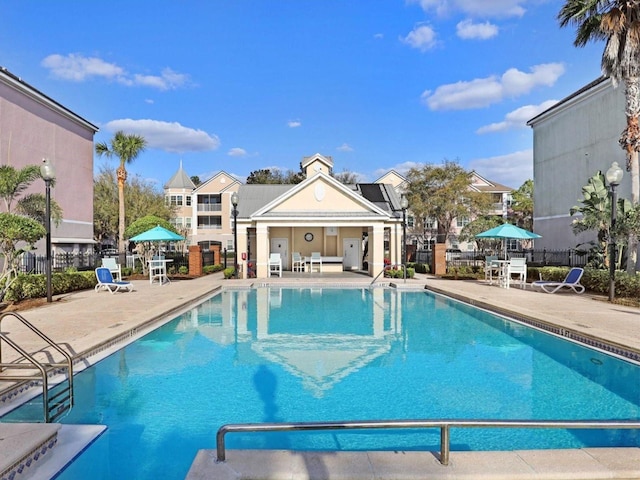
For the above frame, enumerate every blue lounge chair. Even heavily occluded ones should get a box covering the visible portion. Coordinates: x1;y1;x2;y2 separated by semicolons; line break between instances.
95;267;134;294
531;267;585;294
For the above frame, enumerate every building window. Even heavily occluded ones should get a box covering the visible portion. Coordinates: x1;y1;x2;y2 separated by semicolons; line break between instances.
186;195;192;206
185;217;192;228
167;195;183;206
407;215;415;228
197;216;222;229
424;217;435;230
456;217;470;228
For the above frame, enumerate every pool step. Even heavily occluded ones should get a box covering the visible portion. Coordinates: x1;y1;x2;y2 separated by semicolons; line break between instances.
0;423;60;480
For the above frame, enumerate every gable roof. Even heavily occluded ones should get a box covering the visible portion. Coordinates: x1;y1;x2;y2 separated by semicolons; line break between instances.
247;171;392;220
193;170;242;193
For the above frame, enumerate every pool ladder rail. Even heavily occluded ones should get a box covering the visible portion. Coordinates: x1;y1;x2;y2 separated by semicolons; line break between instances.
0;311;74;423
216;419;640;466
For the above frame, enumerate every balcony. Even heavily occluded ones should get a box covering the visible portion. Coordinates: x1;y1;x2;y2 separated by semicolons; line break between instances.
198;203;222;212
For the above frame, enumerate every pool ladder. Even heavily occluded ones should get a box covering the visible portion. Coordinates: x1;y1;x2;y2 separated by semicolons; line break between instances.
0;311;74;423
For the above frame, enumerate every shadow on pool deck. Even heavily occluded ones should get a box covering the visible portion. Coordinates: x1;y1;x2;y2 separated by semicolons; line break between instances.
1;272;639;480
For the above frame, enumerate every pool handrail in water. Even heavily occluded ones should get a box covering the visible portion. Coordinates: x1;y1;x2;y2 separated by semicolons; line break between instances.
216;418;640;466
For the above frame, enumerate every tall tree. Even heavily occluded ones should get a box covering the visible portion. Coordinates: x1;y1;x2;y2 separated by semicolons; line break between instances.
404;160;492;244
95;131;147;252
509;179;534;231
93;166;174;246
246;168;304;184
558;0;640;272
332;169;359;184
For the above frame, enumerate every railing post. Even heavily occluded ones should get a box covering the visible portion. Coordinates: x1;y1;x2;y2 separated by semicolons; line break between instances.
440;424;450;465
216;427;227;462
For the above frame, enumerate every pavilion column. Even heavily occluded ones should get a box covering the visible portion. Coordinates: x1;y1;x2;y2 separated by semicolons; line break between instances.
369;224;385;276
237;223;247;279
255;224;270;278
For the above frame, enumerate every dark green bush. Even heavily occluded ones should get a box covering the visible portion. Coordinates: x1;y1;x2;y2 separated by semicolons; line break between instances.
4;272;96;302
203;264;224;274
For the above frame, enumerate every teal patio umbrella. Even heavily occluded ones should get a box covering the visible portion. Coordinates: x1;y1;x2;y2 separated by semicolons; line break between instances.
129;225;184;242
475;223;541;257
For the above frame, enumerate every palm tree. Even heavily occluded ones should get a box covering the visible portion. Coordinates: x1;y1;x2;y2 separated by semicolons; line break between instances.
0;164;62;223
558;0;640;273
95;131;147;252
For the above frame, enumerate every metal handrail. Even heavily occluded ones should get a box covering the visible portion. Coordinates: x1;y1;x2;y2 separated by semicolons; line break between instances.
369;267;387;286
216;419;640;465
0;311;74;422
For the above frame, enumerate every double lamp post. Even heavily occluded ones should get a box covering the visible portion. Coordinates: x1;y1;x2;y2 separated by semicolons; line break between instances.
605;161;623;302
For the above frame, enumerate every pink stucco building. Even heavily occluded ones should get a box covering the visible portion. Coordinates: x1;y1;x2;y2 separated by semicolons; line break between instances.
0;67;98;256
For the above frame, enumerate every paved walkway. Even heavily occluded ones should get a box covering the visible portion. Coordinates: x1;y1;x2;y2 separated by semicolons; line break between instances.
0;273;639;479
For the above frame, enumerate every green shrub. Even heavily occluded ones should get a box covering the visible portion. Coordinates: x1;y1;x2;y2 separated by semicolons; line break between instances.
203;264;224;274
223;267;236;279
4;271;96;302
178;266;188;274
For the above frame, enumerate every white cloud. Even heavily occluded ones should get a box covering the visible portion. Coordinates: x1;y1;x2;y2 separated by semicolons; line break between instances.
456;19;498;40
401;25;437;52
468;149;532;188
408;0;526;18
42;53;190;90
477;99;558;133
42;54;125;81
374;161;424;179
288;120;302;128
374;33;384;39
422;63;564;110
228;147;247;157
337;143;354;152
103;119;220;153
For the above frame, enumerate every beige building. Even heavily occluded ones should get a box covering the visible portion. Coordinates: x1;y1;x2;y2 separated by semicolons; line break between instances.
164;153;406;278
0;67;98;256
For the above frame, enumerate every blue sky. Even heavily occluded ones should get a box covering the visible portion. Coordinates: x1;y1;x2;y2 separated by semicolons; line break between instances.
1;0;605;189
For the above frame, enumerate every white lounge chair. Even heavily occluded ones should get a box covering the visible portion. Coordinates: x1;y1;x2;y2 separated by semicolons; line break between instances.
268;253;282;277
292;252;304;272
309;252;322;273
531;267;585;294
101;257;122;282
508;257;527;289
95;267;133;294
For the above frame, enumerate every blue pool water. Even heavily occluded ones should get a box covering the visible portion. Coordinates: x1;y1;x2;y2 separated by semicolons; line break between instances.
3;287;640;479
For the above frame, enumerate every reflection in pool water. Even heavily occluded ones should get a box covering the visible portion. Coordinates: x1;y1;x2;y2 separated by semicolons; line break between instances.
4;287;640;480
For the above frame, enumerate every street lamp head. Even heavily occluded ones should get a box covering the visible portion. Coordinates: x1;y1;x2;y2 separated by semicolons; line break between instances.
231;191;239;207
400;194;409;210
605;161;623;186
40;158;56;181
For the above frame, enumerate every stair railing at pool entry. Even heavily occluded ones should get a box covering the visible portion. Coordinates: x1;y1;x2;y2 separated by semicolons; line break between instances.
369;266;387;286
0;311;74;422
215;419;640;465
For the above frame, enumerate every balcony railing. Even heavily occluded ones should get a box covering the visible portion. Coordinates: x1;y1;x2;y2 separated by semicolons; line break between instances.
197;203;222;212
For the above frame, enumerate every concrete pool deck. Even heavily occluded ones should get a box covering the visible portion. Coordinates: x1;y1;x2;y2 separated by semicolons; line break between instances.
0;272;639;479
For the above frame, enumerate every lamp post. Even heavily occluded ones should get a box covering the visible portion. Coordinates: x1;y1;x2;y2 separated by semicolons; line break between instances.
40;158;56;303
231;191;239;279
400;195;409;282
605;161;623;302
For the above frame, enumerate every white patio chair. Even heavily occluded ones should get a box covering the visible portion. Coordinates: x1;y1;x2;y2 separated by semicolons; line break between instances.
309;252;322;273
101;257;122;282
484;255;499;284
149;255;168;285
292;252;304;272
268;253;282;277
508;257;527;289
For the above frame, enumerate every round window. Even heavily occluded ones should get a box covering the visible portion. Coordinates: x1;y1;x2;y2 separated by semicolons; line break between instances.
304;232;314;242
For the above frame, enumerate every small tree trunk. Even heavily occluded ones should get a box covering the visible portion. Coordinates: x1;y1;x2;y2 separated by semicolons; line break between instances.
117;166;127;253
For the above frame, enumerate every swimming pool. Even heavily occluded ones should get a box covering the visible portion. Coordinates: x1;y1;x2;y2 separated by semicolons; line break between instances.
3;287;640;479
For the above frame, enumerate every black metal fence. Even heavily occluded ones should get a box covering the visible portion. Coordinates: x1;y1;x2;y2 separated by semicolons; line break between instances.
414;249;589;269
17;250;201;275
